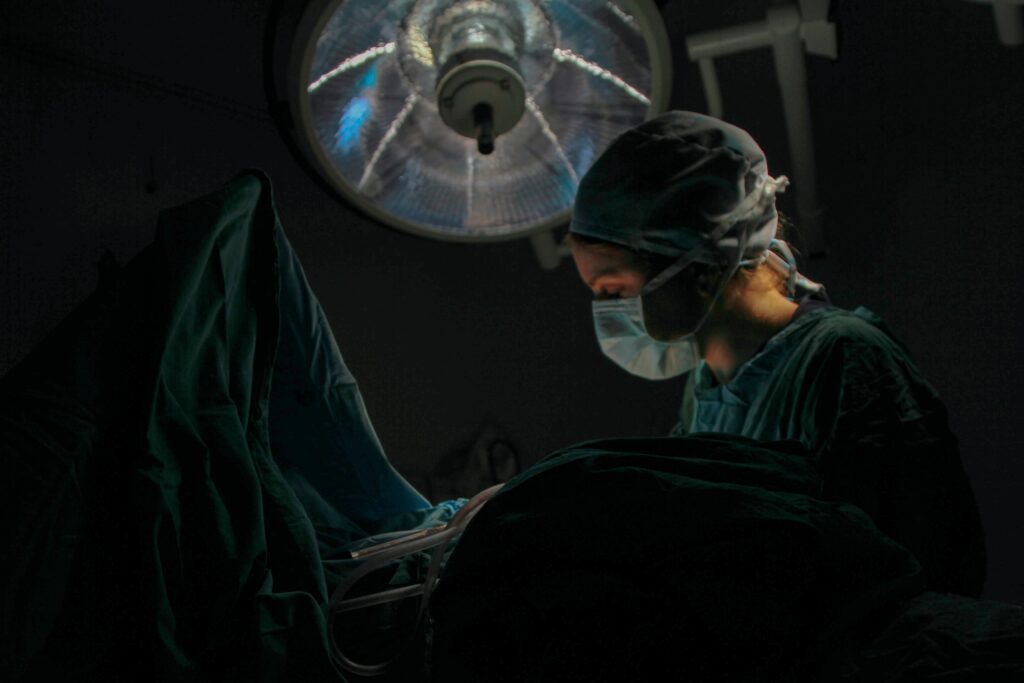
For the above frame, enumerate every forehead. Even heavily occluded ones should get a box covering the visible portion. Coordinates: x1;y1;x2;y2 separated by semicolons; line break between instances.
570;240;649;281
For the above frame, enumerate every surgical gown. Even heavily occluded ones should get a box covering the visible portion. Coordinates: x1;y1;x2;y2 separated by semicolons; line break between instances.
0;171;460;681
671;305;986;596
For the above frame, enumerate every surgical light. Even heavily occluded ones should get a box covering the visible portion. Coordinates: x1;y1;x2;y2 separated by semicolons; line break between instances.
268;0;671;243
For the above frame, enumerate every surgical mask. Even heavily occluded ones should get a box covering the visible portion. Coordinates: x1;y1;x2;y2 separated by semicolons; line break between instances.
593;247;734;380
592;296;700;380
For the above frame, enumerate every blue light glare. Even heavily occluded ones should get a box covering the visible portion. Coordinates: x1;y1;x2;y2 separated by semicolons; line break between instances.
358;64;378;89
335;97;372;153
573;137;596;177
334;64;379;154
557;172;576;201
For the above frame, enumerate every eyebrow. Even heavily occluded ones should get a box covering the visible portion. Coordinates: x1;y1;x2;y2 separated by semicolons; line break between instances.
584;265;625;290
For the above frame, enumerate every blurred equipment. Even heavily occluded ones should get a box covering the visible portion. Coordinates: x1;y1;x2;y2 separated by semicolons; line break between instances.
963;0;1024;46
266;0;671;265
407;419;522;502
328;484;504;678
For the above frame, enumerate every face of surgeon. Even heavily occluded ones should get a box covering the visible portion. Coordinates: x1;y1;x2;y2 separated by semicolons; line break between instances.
570;240;649;301
570;239;716;342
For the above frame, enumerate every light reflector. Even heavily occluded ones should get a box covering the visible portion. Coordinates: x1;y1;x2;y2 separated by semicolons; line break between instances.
291;0;670;241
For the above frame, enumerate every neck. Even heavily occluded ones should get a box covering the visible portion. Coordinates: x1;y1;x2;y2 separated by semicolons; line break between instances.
697;291;798;384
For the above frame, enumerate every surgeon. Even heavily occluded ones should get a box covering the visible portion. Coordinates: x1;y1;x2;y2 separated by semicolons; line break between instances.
567;111;986;596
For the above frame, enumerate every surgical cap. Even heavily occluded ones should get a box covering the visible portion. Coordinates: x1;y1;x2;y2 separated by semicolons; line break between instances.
570;111;789;265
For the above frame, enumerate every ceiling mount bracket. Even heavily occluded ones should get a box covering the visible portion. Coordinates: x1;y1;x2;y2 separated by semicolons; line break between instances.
685;1;837;257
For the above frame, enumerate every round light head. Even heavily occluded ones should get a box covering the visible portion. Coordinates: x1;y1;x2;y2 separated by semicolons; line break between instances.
281;0;671;242
436;60;526;138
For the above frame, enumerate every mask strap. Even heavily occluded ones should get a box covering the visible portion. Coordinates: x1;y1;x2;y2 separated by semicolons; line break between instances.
764;252;797;298
641;206;738;294
761;238;827;300
641;245;718;295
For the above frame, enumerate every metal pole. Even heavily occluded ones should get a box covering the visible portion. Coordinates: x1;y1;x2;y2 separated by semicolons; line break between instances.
529;230;570;270
767;4;827;255
686;21;772;60
992;2;1024;46
698;58;725;118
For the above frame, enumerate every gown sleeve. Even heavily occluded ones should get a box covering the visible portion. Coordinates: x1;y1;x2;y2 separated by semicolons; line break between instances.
816;320;986;596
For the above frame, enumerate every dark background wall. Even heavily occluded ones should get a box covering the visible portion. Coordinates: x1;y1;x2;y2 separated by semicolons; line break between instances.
2;1;1021;604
